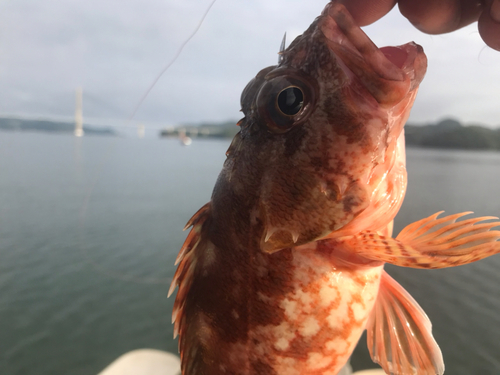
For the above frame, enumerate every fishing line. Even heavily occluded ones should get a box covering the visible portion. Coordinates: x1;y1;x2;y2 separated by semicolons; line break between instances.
78;0;218;285
128;0;218;121
478;45;488;64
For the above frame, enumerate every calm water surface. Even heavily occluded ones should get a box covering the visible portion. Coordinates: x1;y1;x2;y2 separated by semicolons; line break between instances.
0;132;499;374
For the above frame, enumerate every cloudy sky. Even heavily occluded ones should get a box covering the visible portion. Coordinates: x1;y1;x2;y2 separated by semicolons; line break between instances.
1;0;499;130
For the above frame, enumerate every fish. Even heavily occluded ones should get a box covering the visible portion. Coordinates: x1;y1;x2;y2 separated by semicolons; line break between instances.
169;2;500;374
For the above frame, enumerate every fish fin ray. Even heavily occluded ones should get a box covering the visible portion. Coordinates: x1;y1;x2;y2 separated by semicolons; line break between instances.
183;202;211;231
171;202;223;373
169;202;210;341
353;212;500;268
367;271;444;375
175;202;210;266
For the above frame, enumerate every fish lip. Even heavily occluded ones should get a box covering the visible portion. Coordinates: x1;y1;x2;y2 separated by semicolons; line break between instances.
320;3;427;104
389;42;427;91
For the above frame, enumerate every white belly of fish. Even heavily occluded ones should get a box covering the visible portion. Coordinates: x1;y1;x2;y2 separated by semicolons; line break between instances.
248;244;383;375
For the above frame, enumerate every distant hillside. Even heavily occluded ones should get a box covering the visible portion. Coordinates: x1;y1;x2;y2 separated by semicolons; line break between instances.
0;117;116;136
160;120;239;139
161;117;500;151
405;118;500;150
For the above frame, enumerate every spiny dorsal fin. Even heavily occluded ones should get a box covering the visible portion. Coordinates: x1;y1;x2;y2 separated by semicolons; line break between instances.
278;32;286;63
169;202;210;334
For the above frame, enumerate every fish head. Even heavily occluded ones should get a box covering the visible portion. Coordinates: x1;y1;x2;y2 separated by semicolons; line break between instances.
220;2;427;253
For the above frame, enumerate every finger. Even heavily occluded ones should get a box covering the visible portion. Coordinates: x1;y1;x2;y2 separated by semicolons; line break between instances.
478;2;500;51
398;0;483;34
337;0;397;26
490;0;500;22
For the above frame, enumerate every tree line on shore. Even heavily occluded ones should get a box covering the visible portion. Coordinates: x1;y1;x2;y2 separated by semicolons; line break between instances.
4;115;499;150
0;117;115;135
405;118;500;150
163;118;500;151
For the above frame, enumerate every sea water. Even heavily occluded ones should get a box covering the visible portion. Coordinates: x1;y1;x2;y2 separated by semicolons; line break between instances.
0;132;499;374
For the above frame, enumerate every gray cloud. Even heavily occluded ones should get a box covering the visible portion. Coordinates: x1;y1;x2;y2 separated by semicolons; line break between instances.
0;0;499;128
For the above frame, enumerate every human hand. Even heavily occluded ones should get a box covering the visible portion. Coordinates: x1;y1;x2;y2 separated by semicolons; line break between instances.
338;0;500;51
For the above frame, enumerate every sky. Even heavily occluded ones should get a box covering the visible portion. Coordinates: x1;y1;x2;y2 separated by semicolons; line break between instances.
1;0;499;130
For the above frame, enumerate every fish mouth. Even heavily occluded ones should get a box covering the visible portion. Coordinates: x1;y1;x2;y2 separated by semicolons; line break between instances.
320;3;427;106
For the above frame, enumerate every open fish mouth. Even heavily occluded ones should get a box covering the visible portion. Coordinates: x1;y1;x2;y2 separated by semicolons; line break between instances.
321;3;427;106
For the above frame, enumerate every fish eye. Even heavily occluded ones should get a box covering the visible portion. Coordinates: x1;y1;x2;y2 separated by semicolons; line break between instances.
276;86;304;116
255;70;318;134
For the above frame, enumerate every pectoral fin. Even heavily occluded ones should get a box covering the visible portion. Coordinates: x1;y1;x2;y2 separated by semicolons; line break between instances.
352;212;500;268
367;271;444;375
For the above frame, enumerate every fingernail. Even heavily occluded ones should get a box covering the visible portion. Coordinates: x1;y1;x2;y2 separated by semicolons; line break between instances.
491;0;500;23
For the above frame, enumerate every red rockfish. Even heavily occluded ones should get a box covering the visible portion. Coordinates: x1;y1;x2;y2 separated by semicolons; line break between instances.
169;3;500;374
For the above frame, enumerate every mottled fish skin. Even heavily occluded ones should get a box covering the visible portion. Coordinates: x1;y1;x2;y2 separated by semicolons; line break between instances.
171;2;428;374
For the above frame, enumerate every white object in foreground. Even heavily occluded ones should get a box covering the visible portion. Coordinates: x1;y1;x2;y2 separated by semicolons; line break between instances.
98;349;181;375
97;349;385;375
